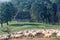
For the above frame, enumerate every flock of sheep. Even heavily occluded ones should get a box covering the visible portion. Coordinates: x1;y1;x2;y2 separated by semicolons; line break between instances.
0;29;60;40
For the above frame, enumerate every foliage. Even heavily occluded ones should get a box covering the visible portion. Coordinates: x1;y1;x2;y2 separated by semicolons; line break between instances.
0;2;16;27
0;0;59;27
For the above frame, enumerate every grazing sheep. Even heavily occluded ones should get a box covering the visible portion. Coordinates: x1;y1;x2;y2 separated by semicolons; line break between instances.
42;30;52;38
29;31;37;38
44;33;52;38
1;29;60;40
11;34;24;38
35;32;44;38
23;30;37;37
17;31;23;34
23;32;30;37
42;30;46;34
51;32;57;37
36;30;42;33
15;34;22;38
55;30;59;33
11;33;24;40
23;30;31;37
50;30;59;37
10;34;15;38
10;32;17;38
0;35;2;38
0;35;9;40
56;31;60;37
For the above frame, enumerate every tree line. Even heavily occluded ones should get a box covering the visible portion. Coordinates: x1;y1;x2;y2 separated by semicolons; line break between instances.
0;0;60;27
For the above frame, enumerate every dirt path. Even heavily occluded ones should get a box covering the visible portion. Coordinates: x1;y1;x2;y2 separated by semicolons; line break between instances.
11;37;58;40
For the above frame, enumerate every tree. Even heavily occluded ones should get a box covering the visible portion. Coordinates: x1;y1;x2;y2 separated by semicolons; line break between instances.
11;0;58;24
3;2;16;25
52;3;57;24
0;3;5;27
57;0;60;24
0;2;16;27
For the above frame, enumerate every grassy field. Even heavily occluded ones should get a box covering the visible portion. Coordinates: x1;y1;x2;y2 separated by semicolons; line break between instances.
0;21;60;35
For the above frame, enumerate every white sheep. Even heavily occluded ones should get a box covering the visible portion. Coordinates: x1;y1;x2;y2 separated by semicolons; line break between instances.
23;30;37;37
29;31;37;37
44;33;52;38
23;30;31;37
42;30;46;34
36;30;42;33
0;35;8;40
0;35;2;38
14;34;22;38
35;32;44;38
17;31;23;34
10;34;15;38
42;30;52;38
56;31;60;37
11;33;24;38
23;32;30;37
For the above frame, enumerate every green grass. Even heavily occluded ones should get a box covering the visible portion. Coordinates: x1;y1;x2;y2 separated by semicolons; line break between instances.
0;21;60;35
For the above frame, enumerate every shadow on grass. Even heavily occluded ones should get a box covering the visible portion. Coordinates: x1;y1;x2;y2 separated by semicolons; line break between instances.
9;24;40;27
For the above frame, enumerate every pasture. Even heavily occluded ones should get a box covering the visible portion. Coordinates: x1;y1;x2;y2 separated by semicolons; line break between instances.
0;21;60;40
0;21;60;35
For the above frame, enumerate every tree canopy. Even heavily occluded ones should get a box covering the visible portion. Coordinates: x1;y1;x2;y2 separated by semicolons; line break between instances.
0;0;60;27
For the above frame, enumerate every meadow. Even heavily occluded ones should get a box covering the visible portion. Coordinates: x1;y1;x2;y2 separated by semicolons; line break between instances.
0;21;60;35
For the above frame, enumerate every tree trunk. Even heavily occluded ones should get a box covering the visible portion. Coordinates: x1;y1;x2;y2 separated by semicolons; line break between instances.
1;23;3;27
7;21;9;25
